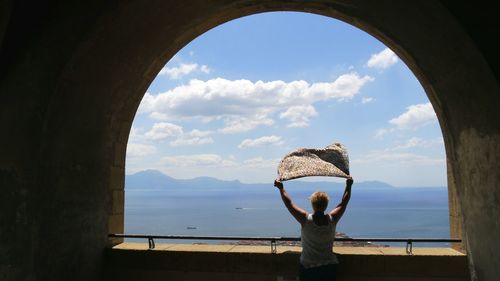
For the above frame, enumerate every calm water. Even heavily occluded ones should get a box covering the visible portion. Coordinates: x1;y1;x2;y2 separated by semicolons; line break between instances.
125;188;450;247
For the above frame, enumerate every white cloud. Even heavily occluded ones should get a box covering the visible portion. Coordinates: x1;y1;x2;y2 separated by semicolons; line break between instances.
137;92;156;113
144;122;183;140
149;112;170;121
170;130;214;146
393;137;444;150
361;97;374;104
143;122;213;146
374;128;394;139
162;154;237;167
353;151;444;166
157;62;210;80
200;65;210;74
188;129;212;137
374;102;438;139
170;137;213;146
395;137;424;149
367;48;399;70
238;135;283;148
126;143;157;157
128;126;144;143
355;136;445;167
218;115;274;134
129;127;140;139
243;157;281;168
159;63;198;79
138;73;373;133
280;105;318;128
389;103;437;129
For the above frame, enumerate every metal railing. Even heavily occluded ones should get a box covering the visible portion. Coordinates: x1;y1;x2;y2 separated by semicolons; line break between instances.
108;234;461;255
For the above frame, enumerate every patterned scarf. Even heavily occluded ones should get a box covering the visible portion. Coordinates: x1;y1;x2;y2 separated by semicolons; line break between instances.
277;143;350;181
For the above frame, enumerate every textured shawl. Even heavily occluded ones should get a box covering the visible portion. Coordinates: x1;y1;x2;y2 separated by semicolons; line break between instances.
277;143;350;181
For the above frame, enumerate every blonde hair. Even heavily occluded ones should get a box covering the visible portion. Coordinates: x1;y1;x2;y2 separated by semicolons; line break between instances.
310;191;329;212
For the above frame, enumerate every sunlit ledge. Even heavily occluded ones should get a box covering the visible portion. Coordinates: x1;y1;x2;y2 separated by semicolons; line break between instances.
112;242;465;256
106;243;469;281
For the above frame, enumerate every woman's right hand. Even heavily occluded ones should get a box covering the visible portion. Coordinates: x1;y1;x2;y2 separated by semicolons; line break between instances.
346;177;353;187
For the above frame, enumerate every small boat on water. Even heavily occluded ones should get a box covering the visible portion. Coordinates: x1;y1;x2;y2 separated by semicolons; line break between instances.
235;207;243;210
186;226;197;230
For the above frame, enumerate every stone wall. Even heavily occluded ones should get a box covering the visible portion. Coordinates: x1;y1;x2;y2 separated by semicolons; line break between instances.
106;244;470;281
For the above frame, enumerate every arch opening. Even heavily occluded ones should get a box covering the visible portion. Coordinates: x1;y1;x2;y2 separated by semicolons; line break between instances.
123;11;452;249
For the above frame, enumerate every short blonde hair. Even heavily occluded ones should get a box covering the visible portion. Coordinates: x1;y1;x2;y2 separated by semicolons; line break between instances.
310;191;329;212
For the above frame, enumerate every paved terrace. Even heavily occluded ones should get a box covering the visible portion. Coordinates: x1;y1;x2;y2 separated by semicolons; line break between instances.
106;243;469;281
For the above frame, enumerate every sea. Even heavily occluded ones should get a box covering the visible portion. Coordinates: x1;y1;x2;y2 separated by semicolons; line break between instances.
124;186;451;248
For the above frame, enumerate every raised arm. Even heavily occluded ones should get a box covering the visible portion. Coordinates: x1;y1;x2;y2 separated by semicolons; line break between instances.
274;180;308;225
329;177;353;224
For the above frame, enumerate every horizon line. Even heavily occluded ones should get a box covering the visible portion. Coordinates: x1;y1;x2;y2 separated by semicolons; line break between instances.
126;169;447;189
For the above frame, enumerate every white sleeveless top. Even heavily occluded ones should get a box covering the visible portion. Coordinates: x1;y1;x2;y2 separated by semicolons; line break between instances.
300;213;339;268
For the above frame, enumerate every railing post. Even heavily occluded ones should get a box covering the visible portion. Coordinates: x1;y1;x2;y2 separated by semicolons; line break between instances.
271;240;277;254
148;237;155;250
406;240;413;255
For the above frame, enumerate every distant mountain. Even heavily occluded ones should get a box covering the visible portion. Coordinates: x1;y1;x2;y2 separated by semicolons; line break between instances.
125;169;179;189
125;169;397;191
126;170;247;190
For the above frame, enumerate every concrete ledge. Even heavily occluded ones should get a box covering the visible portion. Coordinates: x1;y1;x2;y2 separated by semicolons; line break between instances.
105;243;469;281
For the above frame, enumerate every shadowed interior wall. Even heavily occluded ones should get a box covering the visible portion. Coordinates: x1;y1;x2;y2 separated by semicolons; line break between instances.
0;1;498;281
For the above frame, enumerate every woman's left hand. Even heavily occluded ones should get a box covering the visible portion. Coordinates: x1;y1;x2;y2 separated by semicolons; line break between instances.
274;179;284;190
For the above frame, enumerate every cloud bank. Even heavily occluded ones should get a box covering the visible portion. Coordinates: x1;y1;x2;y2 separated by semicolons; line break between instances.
139;73;373;131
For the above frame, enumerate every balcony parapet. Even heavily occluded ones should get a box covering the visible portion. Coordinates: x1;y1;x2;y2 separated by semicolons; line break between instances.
105;243;469;281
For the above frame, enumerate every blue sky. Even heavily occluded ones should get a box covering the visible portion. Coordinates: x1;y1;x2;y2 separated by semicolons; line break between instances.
126;12;446;187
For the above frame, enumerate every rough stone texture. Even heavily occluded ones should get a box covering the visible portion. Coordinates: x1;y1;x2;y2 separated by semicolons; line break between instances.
447;157;465;253
454;130;500;281
1;1;499;281
278;143;350;181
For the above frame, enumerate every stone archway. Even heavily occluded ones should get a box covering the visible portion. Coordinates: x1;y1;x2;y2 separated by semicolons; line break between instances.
1;1;498;280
